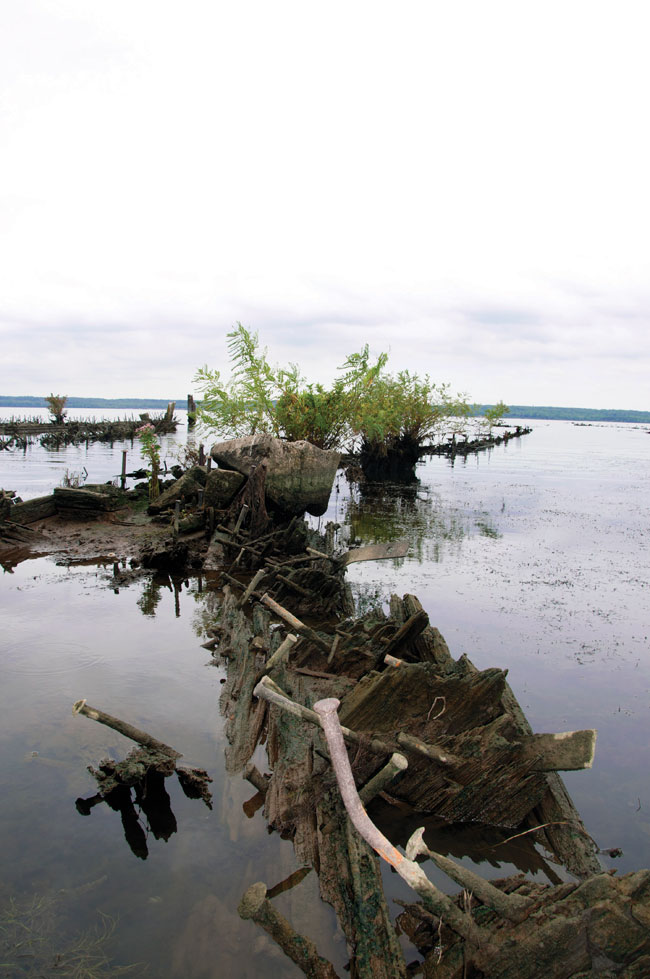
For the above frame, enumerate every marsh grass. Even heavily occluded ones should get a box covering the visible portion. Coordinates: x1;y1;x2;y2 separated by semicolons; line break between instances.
0;892;144;978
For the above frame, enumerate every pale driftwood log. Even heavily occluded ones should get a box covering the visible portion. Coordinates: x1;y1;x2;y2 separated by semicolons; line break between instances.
254;676;395;759
72;700;181;759
260;593;331;653
234;503;249;534
314;697;482;944
306;546;331;560
405;827;532;923
359;752;408;805
258;633;298;678
238;881;340;979
239;568;268;606
395;731;460;767
254;676;460;771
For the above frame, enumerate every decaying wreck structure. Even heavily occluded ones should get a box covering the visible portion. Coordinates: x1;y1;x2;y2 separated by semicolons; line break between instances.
6;433;650;976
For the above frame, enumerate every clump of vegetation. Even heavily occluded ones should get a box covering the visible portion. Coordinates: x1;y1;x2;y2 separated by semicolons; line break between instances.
195;324;506;480
0;891;140;977
45;393;68;425
481;400;510;432
136;423;161;501
60;468;88;488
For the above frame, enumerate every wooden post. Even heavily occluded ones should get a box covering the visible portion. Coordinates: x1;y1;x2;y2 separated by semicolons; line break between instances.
198;443;205;466
238;882;338;978
187;394;196;427
120;449;127;491
173;501;181;537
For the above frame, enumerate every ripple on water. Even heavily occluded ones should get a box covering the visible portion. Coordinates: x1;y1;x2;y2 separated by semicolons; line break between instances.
2;640;105;675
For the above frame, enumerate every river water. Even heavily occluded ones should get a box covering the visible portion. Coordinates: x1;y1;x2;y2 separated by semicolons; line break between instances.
1;410;649;976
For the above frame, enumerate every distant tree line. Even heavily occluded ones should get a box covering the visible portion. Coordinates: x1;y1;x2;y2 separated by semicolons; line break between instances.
495;405;650;423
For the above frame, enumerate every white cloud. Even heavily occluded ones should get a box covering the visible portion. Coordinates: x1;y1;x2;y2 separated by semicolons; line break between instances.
1;1;649;408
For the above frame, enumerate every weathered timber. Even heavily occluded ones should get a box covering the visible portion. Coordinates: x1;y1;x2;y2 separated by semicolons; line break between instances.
520;728;597;771
398;868;650;978
382;609;430;658
260;593;331;653
6;494;57;524
340;540;410;565
238;882;340;979
261;672;406;976
54;486;125;513
72;700;181;758
406;827;532;923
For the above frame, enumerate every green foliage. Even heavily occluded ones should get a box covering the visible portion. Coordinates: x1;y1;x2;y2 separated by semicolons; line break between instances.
275;385;348;449
194;323;289;438
137;423;161;500
45;393;67;424
194;325;388;448
193;324;499;480
482;400;510;432
350;371;471;454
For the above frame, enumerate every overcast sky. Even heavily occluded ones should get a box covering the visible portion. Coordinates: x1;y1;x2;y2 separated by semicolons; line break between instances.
1;1;649;408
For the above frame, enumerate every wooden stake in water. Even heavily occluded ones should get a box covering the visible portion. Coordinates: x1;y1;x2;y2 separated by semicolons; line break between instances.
121;450;127;491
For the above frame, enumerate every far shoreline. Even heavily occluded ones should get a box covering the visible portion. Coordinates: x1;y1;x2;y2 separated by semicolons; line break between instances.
2;397;650;425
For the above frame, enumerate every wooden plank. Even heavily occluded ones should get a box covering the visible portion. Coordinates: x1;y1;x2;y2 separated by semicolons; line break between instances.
341;539;409;565
521;730;597;772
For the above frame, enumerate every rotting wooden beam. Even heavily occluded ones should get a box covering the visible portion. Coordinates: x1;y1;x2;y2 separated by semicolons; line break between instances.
260;593;331;653
521;730;597;772
238;882;340;978
72;700;181;759
382;610;430;658
405;827;532;923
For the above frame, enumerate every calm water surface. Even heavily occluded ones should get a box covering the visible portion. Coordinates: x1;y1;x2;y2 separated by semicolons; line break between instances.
1;413;649;975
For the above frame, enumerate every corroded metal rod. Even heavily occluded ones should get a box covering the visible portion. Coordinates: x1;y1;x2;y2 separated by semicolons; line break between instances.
314;697;482;943
238;881;339;978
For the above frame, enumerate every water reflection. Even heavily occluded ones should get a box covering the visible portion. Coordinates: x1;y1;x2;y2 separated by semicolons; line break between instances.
77;772;177;860
342;479;500;564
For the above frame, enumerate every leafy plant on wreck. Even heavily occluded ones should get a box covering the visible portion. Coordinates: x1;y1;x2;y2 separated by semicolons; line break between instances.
194;323;387;449
45;393;68;425
136;423;161;501
350;370;472;481
194;323;505;480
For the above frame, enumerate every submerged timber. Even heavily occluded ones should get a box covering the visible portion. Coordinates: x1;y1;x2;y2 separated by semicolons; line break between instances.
0;402;178;450
2;433;648;977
